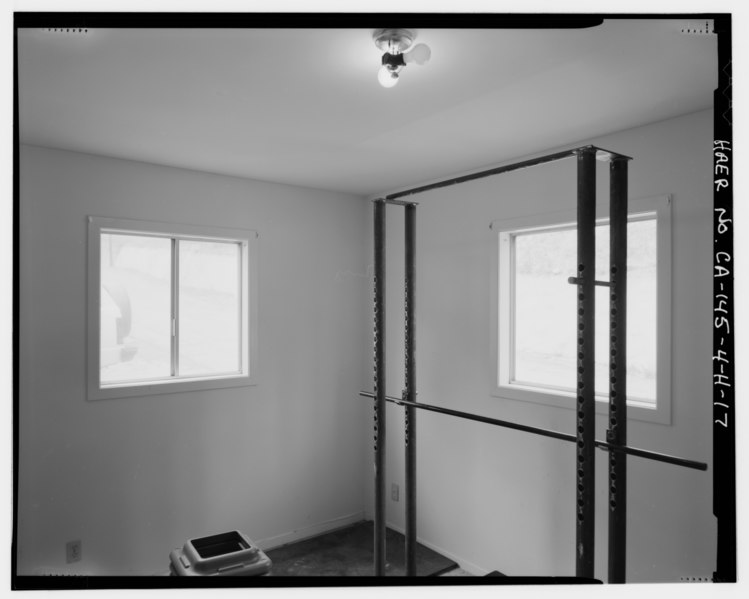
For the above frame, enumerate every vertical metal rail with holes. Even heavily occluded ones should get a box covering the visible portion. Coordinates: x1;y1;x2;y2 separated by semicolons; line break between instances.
608;157;630;583
404;203;417;576
373;199;387;576
575;147;596;579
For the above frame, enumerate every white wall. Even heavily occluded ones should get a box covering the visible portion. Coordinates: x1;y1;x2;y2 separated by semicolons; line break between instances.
367;109;715;582
17;145;371;575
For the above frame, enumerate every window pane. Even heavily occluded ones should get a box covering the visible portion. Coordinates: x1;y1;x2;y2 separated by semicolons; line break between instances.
100;233;172;384
623;220;657;401
178;240;242;376
513;227;577;390
512;219;656;405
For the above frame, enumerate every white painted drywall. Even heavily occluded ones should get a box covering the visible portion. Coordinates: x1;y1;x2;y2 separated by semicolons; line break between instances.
366;109;716;582
17;145;371;575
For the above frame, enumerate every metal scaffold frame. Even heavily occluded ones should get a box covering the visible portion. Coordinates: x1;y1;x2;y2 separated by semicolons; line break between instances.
365;145;707;581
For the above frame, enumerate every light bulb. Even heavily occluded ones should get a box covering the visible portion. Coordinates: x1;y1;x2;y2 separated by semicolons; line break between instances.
404;43;431;66
378;65;399;88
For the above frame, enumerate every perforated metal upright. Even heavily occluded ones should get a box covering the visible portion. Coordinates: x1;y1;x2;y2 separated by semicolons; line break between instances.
372;199;387;576
575;147;597;579
404;203;417;576
372;198;419;577
608;156;630;583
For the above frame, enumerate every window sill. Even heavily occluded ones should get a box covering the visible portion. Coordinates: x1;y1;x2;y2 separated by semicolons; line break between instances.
492;383;670;425
88;374;256;401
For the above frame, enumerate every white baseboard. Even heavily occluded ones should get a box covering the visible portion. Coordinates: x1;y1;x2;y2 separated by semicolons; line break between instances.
385;520;491;576
256;511;366;551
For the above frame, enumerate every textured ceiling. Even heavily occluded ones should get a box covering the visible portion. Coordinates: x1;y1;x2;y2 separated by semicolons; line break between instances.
17;18;718;197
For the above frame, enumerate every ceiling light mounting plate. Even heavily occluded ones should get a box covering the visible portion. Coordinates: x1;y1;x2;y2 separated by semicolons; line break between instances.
373;28;415;54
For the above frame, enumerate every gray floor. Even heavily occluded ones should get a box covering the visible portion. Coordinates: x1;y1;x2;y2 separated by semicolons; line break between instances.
265;521;458;576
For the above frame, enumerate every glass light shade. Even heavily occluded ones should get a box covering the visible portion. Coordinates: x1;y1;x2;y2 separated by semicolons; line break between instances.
404;43;431;65
378;65;399;87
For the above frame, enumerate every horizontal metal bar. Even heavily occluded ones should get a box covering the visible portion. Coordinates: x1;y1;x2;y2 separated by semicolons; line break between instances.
567;276;611;287
358;392;707;472
360;391;572;441
385;149;577;201
384;198;419;207
384;146;632;202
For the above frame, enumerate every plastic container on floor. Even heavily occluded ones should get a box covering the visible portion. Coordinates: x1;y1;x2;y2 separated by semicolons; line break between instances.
169;530;272;576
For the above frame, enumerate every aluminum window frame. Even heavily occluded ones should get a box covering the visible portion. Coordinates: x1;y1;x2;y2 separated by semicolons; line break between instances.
490;195;672;425
87;216;258;401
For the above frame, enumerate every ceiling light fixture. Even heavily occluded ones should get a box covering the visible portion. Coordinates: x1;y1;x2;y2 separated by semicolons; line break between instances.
373;28;431;88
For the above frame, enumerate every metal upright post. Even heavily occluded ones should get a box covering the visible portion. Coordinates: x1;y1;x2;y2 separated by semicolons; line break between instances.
608;157;629;583
404;203;417;576
373;199;387;576
575;147;596;579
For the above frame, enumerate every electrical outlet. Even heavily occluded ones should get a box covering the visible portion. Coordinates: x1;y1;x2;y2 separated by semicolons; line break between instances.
66;540;82;563
391;483;399;502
